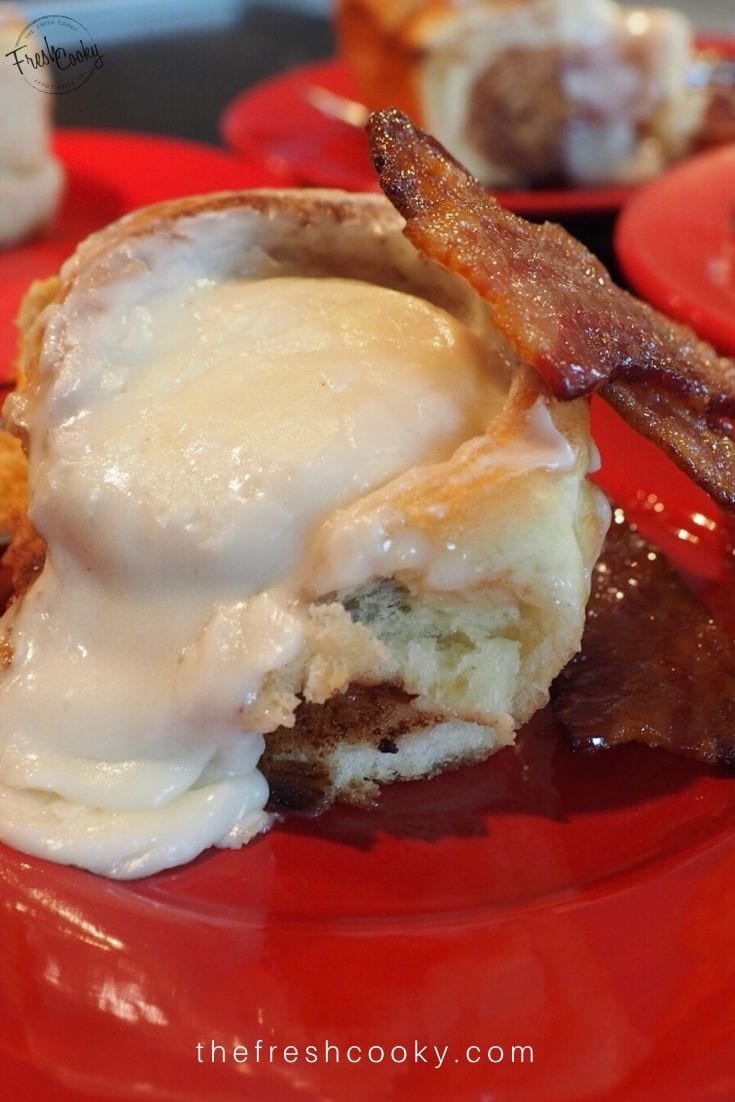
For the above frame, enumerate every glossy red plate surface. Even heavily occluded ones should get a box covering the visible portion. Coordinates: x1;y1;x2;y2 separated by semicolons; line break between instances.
220;44;735;217
2;404;735;1101
0;129;281;384
615;142;735;356
2;132;735;1102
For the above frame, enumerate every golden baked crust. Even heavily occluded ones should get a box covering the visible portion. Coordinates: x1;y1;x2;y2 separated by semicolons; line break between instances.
0;431;26;536
0;278;60;598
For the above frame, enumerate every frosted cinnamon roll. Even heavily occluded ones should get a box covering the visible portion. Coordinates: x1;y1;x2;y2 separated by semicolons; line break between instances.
0;189;607;877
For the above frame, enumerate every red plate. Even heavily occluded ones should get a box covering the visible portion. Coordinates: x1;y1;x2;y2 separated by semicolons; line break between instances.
0;130;282;385
220;43;735;217
2;129;735;1100
1;396;735;1101
615;142;735;356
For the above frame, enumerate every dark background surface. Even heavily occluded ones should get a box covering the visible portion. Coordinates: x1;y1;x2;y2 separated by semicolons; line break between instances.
55;6;335;144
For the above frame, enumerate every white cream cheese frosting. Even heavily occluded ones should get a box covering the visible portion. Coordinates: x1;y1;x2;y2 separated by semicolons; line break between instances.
0;197;594;878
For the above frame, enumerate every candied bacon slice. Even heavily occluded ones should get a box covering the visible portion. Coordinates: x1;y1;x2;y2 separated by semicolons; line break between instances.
366;109;735;509
551;515;735;767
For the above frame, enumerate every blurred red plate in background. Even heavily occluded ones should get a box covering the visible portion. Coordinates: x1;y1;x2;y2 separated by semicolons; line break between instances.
0;129;282;386
615;142;735;356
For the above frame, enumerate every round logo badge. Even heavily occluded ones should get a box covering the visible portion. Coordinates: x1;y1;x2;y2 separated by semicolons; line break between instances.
5;15;103;95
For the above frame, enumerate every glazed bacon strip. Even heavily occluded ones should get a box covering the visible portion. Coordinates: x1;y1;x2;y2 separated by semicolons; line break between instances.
366;109;735;509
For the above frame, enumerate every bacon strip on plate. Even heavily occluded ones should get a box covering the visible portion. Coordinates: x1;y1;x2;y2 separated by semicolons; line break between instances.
551;513;735;766
366;109;735;510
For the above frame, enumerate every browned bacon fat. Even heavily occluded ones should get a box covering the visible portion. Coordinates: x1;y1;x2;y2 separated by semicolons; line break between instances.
366;109;735;509
552;513;735;766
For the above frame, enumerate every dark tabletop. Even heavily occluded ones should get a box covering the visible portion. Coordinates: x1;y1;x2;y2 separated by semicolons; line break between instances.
55;6;335;144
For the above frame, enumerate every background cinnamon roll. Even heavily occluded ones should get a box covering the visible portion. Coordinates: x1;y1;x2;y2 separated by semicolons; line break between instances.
336;0;721;187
